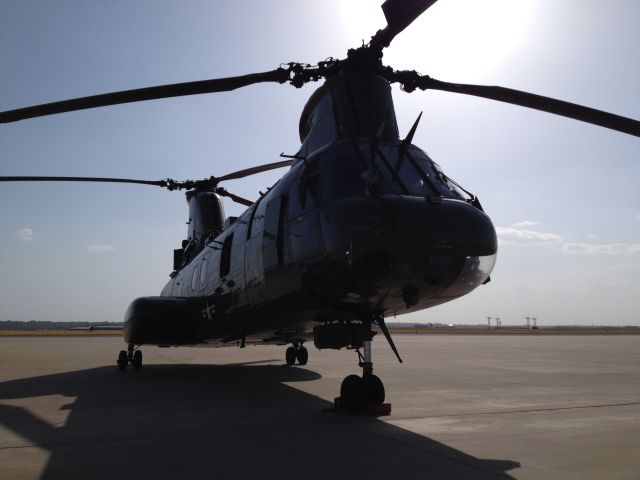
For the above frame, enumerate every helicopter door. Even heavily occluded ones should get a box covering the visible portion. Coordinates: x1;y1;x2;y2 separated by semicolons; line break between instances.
262;196;283;273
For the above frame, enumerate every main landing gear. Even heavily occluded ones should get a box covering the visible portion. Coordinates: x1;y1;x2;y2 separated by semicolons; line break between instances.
117;344;142;370
285;340;308;366
334;316;402;413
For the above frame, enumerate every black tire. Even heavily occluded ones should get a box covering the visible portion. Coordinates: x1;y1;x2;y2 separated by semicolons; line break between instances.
340;374;365;410
132;350;143;370
364;374;385;404
285;346;296;366
117;350;128;370
296;346;308;365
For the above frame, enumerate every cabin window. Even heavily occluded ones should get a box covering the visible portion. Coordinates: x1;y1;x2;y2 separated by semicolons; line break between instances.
287;164;320;218
199;258;208;290
288;179;303;218
219;234;233;278
277;196;287;265
302;170;320;209
246;204;257;239
248;197;267;239
191;263;200;291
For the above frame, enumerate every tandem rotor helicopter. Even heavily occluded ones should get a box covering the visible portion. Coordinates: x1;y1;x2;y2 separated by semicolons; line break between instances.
2;0;639;410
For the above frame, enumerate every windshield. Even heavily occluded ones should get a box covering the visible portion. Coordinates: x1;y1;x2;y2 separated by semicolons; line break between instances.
318;141;466;204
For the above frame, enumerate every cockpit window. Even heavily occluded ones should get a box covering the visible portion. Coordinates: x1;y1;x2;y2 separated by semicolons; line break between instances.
321;153;368;204
372;145;436;196
309;141;468;204
431;160;465;199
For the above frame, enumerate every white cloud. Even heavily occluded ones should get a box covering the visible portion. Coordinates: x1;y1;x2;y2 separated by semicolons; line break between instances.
496;226;562;245
512;220;541;228
587;233;598;241
86;244;116;252
563;243;640;255
16;228;33;242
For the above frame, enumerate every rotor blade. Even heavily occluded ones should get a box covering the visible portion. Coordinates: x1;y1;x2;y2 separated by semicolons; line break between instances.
216;159;294;183
372;0;438;49
0;176;170;188
420;77;640;137
215;188;254;207
0;69;288;123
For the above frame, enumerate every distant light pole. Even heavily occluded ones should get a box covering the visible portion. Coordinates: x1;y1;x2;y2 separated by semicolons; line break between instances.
496;317;501;328
533;317;537;328
525;316;530;329
487;316;492;329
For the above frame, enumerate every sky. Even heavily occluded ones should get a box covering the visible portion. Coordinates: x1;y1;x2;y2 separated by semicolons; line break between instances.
1;0;639;326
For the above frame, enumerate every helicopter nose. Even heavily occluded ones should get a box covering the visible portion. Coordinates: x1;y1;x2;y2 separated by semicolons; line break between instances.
392;196;497;256
342;196;497;260
332;196;497;293
315;195;497;312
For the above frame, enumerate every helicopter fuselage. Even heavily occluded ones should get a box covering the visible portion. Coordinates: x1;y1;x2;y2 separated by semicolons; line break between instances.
123;74;497;347
124;138;497;347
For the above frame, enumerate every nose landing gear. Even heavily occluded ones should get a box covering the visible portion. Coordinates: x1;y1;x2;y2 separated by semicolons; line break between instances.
117;344;142;370
336;338;387;411
334;316;399;414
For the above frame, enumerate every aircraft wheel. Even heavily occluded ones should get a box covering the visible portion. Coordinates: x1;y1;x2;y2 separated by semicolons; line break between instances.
117;350;128;370
296;346;308;365
285;346;296;366
132;350;143;370
340;374;365;410
364;374;385;404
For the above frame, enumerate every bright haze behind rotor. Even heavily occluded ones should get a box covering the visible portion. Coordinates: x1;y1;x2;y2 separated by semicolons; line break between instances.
340;0;538;80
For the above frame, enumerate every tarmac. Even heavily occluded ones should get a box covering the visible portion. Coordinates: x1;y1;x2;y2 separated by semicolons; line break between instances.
0;334;638;479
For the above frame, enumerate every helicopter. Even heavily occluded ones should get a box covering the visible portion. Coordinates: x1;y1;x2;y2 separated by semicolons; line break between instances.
1;0;639;410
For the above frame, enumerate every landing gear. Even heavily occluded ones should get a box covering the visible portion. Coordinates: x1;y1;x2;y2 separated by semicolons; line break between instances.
363;373;385;404
337;337;386;410
285;346;296;366
334;316;399;413
285;341;308;366
296;345;308;365
116;344;142;370
117;350;128;370
339;373;385;410
132;350;143;370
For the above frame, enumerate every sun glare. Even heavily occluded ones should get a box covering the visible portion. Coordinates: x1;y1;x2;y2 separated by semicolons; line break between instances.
340;0;538;81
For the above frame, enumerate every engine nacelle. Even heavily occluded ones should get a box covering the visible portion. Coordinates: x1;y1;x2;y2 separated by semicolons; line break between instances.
124;296;205;346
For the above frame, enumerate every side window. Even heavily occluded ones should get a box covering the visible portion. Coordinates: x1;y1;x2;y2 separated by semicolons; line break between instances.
287;162;320;218
199;258;208;290
219;234;233;278
246;204;258;239
191;263;201;291
288;178;303;219
302;169;320;209
248;197;267;239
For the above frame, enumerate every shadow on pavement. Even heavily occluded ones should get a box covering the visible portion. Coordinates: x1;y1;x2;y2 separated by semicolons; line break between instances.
0;363;520;479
